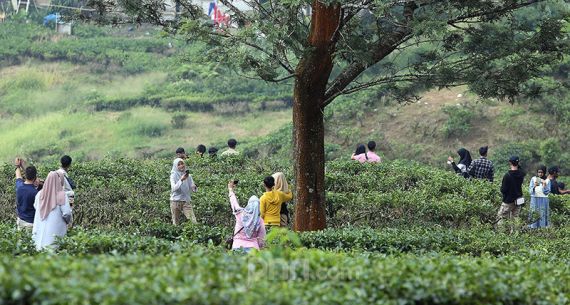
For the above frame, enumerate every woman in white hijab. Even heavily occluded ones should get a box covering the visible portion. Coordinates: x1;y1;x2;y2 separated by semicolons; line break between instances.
32;171;72;251
228;181;265;252
170;158;197;225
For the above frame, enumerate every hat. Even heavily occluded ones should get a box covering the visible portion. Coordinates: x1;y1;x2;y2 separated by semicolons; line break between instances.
479;146;488;156
175;147;185;154
508;156;519;163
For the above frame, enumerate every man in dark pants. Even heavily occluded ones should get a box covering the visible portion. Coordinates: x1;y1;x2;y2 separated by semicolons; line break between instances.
497;156;525;230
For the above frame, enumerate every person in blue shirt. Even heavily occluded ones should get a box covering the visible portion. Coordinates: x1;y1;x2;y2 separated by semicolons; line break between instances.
14;158;40;231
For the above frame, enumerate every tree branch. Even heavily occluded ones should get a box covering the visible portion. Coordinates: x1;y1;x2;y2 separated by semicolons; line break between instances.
324;2;416;104
205;31;296;75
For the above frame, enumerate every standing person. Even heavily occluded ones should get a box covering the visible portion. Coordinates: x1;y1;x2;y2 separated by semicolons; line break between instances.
14;158;39;231
559;182;568;193
221;138;239;156
529;166;551;228
196;144;206;157
272;172;292;227
468;146;494;182
208;147;219;158
176;147;187;160
497;156;525;228
364;141;382;163
56;155;75;206
32;171;72;251
169;158;198;225
547;167;570;195
350;144;367;163
228;181;265;252
260;176;293;228
447;148;472;178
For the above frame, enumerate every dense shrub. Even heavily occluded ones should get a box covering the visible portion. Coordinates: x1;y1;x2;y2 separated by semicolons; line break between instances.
300;226;570;258
0;250;569;304
0;224;36;256
5;159;569;231
56;228;192;255
441;104;476;138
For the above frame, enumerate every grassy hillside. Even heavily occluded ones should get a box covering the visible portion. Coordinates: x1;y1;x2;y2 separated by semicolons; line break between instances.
0;62;291;162
0;20;294;162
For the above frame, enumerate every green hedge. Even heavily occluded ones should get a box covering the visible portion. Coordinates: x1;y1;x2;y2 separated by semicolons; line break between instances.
3;159;570;231
0;224;36;256
0;250;569;304
300;226;570;258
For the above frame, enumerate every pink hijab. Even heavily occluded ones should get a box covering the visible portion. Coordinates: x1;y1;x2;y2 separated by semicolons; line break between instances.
39;171;66;220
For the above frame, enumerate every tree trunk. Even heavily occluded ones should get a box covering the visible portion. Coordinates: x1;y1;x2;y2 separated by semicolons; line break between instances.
293;1;340;232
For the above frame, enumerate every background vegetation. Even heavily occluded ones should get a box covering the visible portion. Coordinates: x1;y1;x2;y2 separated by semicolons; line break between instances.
1;158;570;303
1;3;570;302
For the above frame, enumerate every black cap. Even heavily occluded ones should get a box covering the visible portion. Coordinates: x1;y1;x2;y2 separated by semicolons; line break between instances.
508;156;519;163
176;147;185;154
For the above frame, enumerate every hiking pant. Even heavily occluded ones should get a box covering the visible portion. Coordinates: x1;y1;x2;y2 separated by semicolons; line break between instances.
170;200;197;225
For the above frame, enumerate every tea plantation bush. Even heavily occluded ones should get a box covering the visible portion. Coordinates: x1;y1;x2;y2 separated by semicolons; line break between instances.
2;157;570;304
0;250;569;304
2;158;570;230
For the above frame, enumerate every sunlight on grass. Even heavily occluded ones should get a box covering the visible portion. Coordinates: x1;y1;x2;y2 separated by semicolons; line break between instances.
0;106;291;162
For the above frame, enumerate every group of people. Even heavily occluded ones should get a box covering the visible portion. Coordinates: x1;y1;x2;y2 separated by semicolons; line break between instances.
14;156;76;250
177;138;240;159
13;140;568;252
351;141;382;163
169;139;292;252
446;146;569;229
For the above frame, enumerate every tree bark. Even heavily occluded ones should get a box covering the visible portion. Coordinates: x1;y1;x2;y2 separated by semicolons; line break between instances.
293;1;340;232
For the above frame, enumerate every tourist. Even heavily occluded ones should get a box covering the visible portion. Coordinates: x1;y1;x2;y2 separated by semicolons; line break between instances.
208;147;219;158
14;158;39;231
497;156;525;228
228;180;265;252
447;148;472;178
169;158;197;225
175;147;187;160
548;167;570;195
529;165;551;228
260;176;293;229
351;144;367;163
365;141;382;163
272;172;292;227
468;146;494;182
56;155;75;206
221;138;239;156
32;171;72;251
196;144;206;157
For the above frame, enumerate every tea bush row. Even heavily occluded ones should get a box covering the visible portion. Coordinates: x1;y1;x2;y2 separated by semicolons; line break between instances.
0;250;569;304
2;158;570;230
3;222;570;260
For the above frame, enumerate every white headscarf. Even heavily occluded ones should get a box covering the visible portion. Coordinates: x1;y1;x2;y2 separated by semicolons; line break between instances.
171;158;185;179
241;195;261;239
170;158;190;195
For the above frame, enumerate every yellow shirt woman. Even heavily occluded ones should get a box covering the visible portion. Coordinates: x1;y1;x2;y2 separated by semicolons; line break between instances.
260;189;292;226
